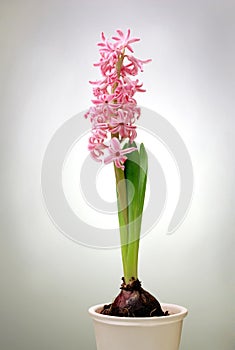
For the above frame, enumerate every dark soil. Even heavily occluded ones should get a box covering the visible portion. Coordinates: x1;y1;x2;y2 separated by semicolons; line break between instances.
100;278;169;317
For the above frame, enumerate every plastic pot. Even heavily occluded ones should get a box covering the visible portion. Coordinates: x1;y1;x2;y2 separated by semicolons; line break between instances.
89;303;188;350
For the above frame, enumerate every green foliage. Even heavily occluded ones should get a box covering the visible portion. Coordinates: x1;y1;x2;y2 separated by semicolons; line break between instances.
115;142;148;283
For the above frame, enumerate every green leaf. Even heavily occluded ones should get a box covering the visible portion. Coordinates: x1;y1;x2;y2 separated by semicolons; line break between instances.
124;143;140;223
114;142;148;283
138;143;148;217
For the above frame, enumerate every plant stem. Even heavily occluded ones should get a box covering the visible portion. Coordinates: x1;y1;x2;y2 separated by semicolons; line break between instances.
112;50;144;284
114;164;129;281
111;51;131;282
111;50;125;94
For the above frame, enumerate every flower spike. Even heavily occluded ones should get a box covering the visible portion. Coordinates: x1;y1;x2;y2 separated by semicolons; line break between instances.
85;29;151;169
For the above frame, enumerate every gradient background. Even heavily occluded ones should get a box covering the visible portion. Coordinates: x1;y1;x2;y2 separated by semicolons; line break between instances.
1;1;235;349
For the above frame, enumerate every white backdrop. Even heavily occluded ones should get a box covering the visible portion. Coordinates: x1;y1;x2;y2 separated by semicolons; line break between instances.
0;1;235;349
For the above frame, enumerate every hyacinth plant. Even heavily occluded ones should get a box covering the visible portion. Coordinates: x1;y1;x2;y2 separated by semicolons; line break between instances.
85;29;167;317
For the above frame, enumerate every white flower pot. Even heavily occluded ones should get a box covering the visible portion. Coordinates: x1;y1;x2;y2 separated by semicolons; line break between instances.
89;303;188;350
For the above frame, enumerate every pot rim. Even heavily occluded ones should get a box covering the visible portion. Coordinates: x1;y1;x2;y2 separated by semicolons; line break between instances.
89;302;188;326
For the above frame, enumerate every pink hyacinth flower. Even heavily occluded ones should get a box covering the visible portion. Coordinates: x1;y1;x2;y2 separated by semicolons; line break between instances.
123;55;152;76
104;137;137;170
92;93;116;105
112;29;140;53
109;109;137;142
88;135;106;163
